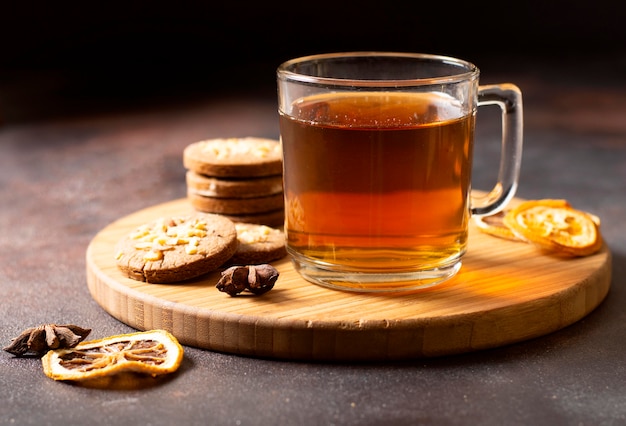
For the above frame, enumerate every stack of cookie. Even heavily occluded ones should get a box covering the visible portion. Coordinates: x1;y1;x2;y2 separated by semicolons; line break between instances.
183;137;285;227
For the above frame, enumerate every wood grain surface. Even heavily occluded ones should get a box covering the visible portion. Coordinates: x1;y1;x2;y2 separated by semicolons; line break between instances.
86;197;612;361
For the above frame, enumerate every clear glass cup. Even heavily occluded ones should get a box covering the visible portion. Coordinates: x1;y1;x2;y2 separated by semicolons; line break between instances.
277;52;523;292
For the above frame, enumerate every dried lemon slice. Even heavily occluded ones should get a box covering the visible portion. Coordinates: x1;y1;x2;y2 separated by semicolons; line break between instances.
473;212;522;242
502;199;603;256
41;330;183;381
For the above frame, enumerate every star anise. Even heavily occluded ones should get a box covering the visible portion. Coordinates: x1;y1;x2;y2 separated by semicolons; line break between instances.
216;264;279;296
3;324;91;357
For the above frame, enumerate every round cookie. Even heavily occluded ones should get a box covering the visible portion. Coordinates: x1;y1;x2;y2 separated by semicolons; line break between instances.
114;213;238;284
183;137;282;178
186;170;283;199
227;223;287;265
220;209;285;228
187;190;284;215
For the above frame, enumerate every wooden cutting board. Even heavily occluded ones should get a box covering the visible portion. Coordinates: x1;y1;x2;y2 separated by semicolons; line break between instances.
86;197;611;361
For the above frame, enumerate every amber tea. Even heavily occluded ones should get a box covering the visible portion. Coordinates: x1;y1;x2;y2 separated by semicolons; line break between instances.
280;92;475;274
277;52;523;292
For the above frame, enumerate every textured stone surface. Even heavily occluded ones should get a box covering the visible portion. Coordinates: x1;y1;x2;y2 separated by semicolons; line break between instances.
1;62;625;425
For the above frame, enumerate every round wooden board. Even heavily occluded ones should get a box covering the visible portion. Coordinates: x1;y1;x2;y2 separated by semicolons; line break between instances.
86;197;612;361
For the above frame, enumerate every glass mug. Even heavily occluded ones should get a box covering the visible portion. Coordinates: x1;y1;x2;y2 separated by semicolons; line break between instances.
277;52;523;292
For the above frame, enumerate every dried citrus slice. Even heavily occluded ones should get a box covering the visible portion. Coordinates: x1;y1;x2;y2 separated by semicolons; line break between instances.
41;330;183;381
502;199;603;256
473;212;522;242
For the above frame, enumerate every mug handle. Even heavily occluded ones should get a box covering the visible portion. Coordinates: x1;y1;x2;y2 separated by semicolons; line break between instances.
471;83;524;216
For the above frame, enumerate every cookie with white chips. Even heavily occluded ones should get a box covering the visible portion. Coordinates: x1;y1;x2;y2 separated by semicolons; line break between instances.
227;223;287;265
183;137;282;178
114;213;238;283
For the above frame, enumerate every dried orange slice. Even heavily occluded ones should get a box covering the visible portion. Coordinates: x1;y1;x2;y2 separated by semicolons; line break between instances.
41;330;183;381
502;199;603;256
473;212;522;242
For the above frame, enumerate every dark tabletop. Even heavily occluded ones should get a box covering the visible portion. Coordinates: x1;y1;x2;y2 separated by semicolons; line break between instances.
1;55;626;426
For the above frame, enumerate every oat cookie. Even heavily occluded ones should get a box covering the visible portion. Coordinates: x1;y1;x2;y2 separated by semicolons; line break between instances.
114;213;238;283
187;190;284;215
227;223;287;265
220;209;285;227
185;170;283;199
183;137;282;178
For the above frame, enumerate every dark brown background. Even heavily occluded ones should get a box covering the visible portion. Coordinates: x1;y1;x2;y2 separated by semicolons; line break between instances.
1;0;624;122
